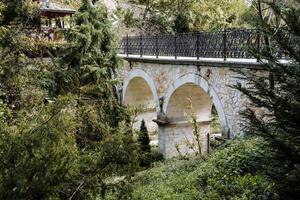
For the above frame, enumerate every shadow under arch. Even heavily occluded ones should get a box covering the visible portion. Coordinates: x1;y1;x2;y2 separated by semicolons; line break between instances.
163;73;229;137
122;69;159;111
122;69;160;141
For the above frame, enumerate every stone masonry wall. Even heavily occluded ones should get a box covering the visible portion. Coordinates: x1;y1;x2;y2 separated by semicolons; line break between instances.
120;60;264;157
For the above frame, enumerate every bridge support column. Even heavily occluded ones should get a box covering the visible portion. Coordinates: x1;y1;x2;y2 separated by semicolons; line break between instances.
158;120;211;158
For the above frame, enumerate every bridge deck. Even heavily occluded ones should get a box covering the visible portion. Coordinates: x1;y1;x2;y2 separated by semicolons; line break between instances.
118;54;288;68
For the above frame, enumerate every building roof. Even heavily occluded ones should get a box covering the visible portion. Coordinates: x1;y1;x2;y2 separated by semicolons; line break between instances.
39;0;76;16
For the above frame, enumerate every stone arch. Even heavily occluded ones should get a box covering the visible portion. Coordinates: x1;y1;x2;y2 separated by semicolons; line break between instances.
123;69;159;110
123;69;159;141
163;73;228;136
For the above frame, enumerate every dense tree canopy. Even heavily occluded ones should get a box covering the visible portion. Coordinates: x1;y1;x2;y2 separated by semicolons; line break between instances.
0;0;139;199
126;0;251;34
234;0;300;198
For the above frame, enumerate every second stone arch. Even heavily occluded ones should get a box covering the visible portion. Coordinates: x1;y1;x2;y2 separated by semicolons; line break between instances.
160;73;228;158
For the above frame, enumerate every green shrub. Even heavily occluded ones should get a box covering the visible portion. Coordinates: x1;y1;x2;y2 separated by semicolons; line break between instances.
0;96;79;200
138;119;151;153
126;138;278;200
0;100;12;123
197;137;279;200
150;145;164;163
138;120;151;167
173;12;190;33
132;159;202;200
0;96;140;200
100;180;134;200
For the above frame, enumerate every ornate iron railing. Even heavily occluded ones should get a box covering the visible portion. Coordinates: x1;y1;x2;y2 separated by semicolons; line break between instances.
119;29;261;60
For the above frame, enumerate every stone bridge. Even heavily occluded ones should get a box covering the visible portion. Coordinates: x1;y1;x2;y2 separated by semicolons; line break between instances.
118;30;265;158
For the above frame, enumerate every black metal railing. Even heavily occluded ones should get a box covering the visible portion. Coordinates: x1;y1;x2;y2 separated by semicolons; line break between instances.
119;29;295;60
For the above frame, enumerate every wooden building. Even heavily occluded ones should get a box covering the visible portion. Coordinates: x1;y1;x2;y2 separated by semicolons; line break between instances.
34;0;76;40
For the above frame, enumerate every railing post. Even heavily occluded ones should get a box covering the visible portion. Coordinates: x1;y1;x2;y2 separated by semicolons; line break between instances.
140;35;143;57
256;29;260;62
174;34;177;59
126;34;129;57
196;31;200;60
223;29;227;61
155;35;159;58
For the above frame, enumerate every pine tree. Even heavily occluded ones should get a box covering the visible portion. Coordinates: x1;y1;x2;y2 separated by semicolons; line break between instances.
55;0;130;145
138;119;151;153
0;0;139;199
234;1;300;198
138;119;151;167
51;1;139;197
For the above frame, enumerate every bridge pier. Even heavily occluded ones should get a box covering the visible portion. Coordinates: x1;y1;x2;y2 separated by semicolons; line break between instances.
158;120;211;158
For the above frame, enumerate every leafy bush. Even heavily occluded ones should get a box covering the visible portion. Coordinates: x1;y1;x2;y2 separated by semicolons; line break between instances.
0;100;12;123
121;138;278;200
173;12;190;33
100;179;134;200
197;137;278;200
200;174;277;200
131;159;202;200
0;96;80;199
150;145;164;163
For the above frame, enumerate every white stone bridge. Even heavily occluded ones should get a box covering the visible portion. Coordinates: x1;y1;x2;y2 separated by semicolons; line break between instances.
118;30;267;158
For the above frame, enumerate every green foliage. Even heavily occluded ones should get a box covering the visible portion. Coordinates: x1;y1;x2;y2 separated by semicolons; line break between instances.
127;0;251;34
234;1;300;198
0;0;40;26
56;0;82;8
131;159;202;200
102;179;135;200
111;138;276;200
190;0;250;31
143;10;174;34
54;0;131;145
138;119;151;153
173;12;190;33
57;1;119;96
201;174;277;200
0;95;129;200
0;0;140;199
138;119;151;167
0;0;55;109
0;100;12;124
188;106;202;156
0;96;80;199
149;145;164;162
52;1;139;197
123;9;138;28
97;121;139;177
53;1;139;197
197;138;278;200
0;0;51;112
210;106;221;134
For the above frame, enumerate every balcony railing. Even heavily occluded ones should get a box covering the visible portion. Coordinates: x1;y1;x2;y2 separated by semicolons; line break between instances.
119;29;293;60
